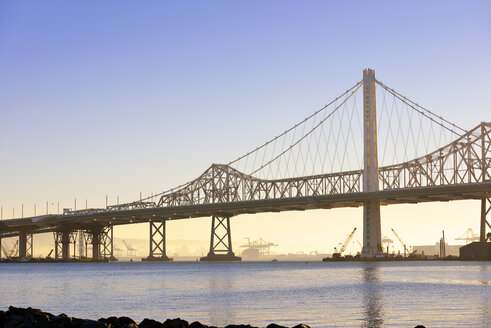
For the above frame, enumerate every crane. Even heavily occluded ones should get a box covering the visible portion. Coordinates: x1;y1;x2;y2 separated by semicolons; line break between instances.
122;240;137;257
454;228;479;244
113;244;124;257
332;227;356;258
240;238;278;256
391;228;410;257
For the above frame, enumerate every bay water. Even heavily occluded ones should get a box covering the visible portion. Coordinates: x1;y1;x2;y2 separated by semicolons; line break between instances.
0;261;489;327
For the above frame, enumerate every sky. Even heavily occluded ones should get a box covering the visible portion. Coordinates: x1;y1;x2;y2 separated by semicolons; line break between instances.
0;1;490;255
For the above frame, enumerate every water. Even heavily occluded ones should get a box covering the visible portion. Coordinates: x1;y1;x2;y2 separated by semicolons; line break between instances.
0;261;489;327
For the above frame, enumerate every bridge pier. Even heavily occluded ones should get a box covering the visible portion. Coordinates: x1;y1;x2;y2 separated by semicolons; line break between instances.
480;198;490;242
145;219;171;261
54;230;75;260
100;225;116;261
91;226;102;261
200;216;241;261
18;230;33;260
362;68;382;258
89;225;115;261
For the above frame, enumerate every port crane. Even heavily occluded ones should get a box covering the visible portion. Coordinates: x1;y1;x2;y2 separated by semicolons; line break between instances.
113;244;124;257
332;227;356;258
454;228;480;244
391;228;412;257
122;240;137;257
240;238;278;255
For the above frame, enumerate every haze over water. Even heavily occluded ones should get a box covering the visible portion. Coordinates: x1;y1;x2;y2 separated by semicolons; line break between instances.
0;261;489;327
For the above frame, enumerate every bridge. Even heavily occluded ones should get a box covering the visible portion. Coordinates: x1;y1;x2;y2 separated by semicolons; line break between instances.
1;69;490;261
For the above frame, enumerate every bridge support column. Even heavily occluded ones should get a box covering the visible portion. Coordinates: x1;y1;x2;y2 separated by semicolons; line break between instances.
145;219;171;261
200;216;241;261
91;226;102;261
90;225;115;261
54;230;73;260
362;68;382;258
480;198;490;242
100;225;115;261
18;231;32;260
19;232;27;260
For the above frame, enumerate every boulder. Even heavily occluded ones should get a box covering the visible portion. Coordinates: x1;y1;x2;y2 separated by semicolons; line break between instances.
140;318;165;328
188;322;207;328
224;325;257;328
266;324;288;328
98;316;138;328
52;313;75;328
119;316;138;328
163;318;189;328
80;318;107;328
291;325;310;328
4;313;24;328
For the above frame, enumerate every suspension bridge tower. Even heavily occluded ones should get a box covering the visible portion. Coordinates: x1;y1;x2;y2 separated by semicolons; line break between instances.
362;68;382;257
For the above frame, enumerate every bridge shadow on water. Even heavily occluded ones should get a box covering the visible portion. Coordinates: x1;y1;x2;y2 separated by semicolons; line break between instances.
360;266;384;328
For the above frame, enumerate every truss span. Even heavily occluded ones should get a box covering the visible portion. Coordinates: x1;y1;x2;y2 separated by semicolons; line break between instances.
148;122;490;208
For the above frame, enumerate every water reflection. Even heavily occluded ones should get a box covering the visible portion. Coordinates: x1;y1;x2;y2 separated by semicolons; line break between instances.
207;272;236;326
361;266;384;328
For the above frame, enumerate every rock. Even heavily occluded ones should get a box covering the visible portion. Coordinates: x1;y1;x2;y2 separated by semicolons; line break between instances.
4;314;24;328
52;313;75;328
119;316;138;328
188;322;207;328
80;318;107;328
224;325;257;328
99;316;122;327
415;326;426;328
140;318;165;328
163;318;189;328
291;325;310;328
32;314;51;328
266;324;287;328
98;316;137;327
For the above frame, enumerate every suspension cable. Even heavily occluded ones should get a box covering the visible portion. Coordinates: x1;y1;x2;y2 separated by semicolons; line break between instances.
248;82;363;176
375;79;467;135
227;81;363;166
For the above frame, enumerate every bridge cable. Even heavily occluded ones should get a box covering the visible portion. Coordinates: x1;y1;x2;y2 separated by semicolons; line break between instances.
227;81;363;167
375;79;467;135
248;82;363;176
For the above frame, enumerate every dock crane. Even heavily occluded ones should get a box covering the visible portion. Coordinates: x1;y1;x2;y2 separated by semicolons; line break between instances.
391;228;411;257
122;240;137;257
332;227;357;258
454;228;479;244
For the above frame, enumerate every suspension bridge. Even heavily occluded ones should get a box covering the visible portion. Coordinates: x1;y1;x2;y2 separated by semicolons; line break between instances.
1;69;490;261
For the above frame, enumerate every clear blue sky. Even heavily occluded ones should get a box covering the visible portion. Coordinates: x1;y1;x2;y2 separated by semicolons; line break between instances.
1;1;490;253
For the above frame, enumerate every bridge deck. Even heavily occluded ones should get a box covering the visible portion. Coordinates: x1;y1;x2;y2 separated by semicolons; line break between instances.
1;182;490;237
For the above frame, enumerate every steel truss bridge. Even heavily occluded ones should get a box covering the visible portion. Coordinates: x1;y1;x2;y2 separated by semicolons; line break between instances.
1;69;490;261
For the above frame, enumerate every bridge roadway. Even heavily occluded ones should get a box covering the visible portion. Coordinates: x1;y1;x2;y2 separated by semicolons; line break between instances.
1;181;490;237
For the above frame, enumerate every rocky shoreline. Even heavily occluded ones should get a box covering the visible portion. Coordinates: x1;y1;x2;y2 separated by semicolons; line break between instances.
0;306;426;328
